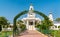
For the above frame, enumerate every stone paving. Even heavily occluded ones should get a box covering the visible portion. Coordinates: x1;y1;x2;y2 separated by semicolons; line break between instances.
16;30;48;37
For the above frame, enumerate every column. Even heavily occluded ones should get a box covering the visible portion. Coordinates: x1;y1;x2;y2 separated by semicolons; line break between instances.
33;20;35;30
26;20;29;30
57;25;58;30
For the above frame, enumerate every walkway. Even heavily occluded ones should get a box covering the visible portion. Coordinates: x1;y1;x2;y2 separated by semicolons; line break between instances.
16;30;48;37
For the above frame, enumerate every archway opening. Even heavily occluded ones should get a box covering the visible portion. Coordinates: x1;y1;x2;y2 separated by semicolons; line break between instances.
13;10;51;36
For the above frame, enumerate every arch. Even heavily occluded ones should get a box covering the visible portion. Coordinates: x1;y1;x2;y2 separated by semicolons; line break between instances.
13;10;28;36
34;11;49;20
13;10;50;36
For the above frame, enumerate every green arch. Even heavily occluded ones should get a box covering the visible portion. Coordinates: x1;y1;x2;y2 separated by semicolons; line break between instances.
13;10;50;36
34;11;49;20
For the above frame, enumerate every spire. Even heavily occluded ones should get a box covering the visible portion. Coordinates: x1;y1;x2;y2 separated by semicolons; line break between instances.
30;3;33;6
49;12;53;21
29;3;34;11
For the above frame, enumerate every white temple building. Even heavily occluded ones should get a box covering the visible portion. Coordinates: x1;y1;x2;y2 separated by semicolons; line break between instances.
21;4;60;30
48;12;60;30
22;4;41;30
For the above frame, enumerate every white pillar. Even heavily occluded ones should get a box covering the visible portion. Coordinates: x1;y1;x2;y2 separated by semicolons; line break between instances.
26;20;29;30
33;20;35;25
57;26;58;30
33;20;35;30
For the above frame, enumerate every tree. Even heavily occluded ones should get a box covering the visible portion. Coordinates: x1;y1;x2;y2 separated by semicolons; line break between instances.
17;20;26;31
35;20;53;35
16;20;26;35
55;18;60;22
17;20;23;24
0;16;9;31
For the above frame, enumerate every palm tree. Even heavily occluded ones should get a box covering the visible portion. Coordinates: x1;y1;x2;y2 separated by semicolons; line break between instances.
0;16;9;31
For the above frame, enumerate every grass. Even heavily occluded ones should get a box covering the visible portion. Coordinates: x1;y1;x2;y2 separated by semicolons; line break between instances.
37;29;60;37
0;30;60;37
50;30;60;37
41;30;60;37
0;31;13;37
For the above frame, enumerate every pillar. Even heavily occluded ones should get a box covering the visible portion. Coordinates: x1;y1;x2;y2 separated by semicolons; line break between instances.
26;20;29;30
33;20;35;30
57;25;58;30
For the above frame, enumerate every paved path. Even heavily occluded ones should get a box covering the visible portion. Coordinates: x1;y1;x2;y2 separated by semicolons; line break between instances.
16;30;48;37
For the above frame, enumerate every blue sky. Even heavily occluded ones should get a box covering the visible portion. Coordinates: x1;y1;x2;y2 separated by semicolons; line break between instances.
0;0;60;23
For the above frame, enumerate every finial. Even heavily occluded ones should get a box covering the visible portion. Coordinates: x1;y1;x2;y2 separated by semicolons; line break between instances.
49;11;52;14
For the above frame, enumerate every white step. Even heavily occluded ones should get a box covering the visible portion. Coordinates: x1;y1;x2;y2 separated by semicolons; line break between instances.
28;25;35;30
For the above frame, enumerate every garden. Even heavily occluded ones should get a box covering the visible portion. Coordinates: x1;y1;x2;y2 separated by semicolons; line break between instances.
0;31;13;37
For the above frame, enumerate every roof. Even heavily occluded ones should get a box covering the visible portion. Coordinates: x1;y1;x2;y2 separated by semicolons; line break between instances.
22;17;41;21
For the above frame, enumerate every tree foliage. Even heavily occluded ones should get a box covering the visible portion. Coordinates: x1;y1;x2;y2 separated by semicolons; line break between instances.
0;17;9;31
34;11;53;29
0;17;8;25
55;18;60;22
17;20;26;31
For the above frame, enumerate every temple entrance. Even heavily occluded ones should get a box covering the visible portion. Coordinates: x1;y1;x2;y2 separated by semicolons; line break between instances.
27;21;35;30
29;21;33;25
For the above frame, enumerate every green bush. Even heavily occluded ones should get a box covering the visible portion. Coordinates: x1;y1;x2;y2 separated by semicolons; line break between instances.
49;30;60;37
19;24;26;31
58;26;60;28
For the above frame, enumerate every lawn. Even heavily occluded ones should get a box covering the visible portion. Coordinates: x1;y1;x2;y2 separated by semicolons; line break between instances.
50;30;60;37
0;31;13;37
37;29;60;37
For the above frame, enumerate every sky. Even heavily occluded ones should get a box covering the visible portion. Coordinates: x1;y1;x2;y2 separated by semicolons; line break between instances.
0;0;60;23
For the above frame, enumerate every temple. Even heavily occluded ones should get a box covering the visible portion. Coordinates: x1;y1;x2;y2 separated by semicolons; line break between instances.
21;4;60;30
22;4;41;30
